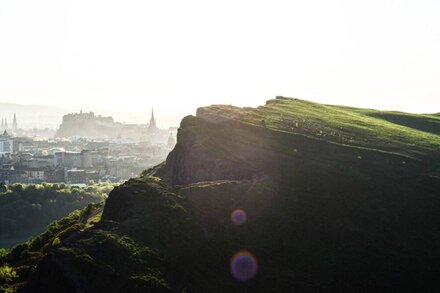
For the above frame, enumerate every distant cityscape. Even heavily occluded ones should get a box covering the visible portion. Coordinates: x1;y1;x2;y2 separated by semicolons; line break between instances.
0;110;177;185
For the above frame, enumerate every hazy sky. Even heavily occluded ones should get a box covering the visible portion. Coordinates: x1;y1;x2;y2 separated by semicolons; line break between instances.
0;0;439;126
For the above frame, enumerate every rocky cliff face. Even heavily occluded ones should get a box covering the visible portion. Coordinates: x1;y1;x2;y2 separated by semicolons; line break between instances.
156;115;284;185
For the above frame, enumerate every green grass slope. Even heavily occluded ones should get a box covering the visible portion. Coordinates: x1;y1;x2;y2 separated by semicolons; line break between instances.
201;97;440;159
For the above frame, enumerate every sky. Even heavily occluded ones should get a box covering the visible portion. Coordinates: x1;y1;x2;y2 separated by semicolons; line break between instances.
0;0;439;127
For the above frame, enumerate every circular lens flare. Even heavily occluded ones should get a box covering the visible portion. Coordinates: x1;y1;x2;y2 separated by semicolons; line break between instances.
231;209;247;225
230;250;258;282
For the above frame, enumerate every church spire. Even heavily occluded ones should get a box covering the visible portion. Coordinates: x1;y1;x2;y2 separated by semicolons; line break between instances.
12;113;18;131
148;108;157;131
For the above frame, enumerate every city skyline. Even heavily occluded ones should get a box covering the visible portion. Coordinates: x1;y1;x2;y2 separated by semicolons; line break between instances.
0;103;177;129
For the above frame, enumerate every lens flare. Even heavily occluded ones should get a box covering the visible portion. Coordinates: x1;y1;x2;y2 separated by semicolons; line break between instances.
230;250;258;282
231;209;247;225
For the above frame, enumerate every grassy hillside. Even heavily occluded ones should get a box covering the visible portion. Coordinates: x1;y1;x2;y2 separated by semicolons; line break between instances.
201;97;440;159
2;97;440;292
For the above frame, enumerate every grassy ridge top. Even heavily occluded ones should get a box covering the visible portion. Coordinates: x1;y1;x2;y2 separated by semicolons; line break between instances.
200;97;440;159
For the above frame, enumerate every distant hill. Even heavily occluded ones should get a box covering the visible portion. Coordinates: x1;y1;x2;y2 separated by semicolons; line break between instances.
2;97;440;292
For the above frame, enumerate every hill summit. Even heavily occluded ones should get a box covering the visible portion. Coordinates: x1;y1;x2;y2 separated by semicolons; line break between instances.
2;97;440;292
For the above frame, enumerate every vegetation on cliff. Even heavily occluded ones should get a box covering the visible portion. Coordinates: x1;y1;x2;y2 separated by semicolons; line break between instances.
0;183;114;248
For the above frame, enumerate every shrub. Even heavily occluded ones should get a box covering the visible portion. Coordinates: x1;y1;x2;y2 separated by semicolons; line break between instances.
52;237;61;247
0;265;17;284
0;249;8;260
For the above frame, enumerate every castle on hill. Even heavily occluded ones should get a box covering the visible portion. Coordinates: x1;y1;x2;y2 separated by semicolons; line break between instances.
55;111;118;138
62;111;114;124
55;108;172;142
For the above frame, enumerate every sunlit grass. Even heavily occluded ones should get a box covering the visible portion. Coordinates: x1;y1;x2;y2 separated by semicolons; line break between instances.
229;97;440;158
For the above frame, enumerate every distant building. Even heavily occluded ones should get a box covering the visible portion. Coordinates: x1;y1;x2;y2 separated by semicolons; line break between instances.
23;167;47;181
12;113;18;131
0;164;26;184
47;168;65;183
0;131;13;156
48;147;66;155
66;169;99;184
54;150;93;169
148;108;158;132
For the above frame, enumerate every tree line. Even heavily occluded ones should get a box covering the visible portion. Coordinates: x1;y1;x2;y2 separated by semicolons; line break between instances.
0;183;114;241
